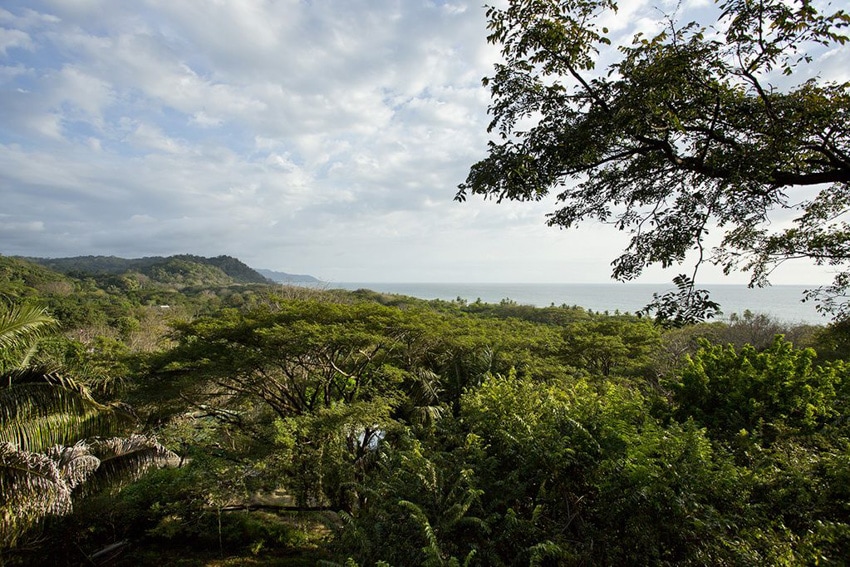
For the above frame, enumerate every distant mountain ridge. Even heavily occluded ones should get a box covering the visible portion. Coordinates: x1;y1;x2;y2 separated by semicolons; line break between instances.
22;254;273;286
257;268;320;284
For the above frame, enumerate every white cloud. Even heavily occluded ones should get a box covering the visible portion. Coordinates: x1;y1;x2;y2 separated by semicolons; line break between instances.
0;64;31;82
29;112;64;140
0;7;60;29
52;65;114;125
189;111;222;128
127;122;190;154
0;219;45;232
0;27;32;54
815;47;850;83
0;0;844;287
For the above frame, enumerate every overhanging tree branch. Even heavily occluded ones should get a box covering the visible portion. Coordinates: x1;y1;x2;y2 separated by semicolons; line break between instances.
461;0;850;322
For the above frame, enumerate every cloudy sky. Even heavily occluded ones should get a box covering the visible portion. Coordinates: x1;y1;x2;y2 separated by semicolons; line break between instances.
0;0;845;284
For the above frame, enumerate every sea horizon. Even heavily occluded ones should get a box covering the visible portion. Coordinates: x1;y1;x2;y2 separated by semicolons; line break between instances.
327;282;829;325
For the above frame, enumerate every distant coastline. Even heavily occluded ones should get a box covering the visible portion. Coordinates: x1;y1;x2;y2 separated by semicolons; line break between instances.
258;268;320;284
329;282;827;325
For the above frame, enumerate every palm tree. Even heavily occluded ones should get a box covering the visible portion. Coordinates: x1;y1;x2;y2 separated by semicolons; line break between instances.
0;301;56;370
0;301;176;550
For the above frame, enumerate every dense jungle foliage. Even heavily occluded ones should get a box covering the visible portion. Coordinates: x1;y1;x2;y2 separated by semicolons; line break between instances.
2;254;850;565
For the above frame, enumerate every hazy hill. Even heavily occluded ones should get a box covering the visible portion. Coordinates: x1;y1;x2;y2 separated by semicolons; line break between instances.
21;254;273;286
257;268;321;284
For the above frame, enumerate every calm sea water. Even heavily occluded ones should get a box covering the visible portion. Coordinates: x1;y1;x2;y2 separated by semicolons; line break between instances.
331;282;828;325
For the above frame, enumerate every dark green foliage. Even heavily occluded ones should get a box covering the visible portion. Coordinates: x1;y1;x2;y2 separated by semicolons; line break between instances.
664;337;850;564
562;316;660;377
590;419;752;566
333;438;488;567
41;465;311;566
5;254;850;564
671;337;843;442
811;319;850;362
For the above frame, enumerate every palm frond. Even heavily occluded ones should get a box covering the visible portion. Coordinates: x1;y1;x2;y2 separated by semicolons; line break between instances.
0;370;135;452
2;365;93;397
17;342;40;370
45;442;100;489
411;405;445;428
1;435;177;547
411;369;442;406
0;442;71;548
0;303;56;353
83;435;178;494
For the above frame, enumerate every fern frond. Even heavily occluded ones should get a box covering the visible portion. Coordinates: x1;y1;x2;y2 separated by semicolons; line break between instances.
399;499;442;566
528;540;565;567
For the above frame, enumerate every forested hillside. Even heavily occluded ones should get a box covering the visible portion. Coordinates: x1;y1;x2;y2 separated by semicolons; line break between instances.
23;254;272;286
2;256;850;565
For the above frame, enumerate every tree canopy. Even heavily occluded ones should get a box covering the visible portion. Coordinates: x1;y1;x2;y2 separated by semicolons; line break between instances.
457;0;850;323
3;256;850;563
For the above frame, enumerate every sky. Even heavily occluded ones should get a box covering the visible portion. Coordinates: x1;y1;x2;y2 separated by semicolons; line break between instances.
1;0;846;285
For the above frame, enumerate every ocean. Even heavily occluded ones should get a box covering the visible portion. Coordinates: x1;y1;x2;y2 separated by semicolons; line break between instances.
329;282;829;325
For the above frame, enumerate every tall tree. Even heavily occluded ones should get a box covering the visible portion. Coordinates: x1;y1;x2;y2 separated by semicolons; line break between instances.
457;0;850;323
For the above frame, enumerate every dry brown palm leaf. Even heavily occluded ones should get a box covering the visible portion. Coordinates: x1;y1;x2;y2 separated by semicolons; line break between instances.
45;441;101;490
83;435;178;495
0;442;71;548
